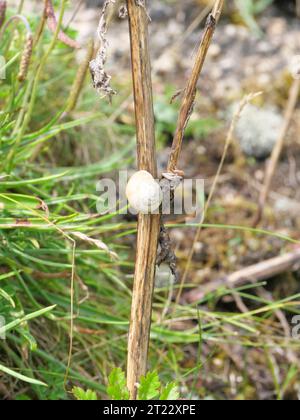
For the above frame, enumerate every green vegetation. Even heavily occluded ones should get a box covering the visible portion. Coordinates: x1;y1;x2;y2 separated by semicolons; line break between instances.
73;368;179;400
0;0;299;401
0;0;134;399
234;0;274;34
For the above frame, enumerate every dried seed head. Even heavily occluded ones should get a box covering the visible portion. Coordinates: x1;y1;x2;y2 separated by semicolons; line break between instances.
126;171;162;214
0;1;6;29
17;33;33;82
66;39;95;113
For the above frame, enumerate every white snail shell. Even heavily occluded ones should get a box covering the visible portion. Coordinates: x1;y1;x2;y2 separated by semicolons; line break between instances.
126;170;162;214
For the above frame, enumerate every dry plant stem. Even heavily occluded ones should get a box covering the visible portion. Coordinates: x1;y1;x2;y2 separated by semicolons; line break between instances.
167;0;224;172
253;79;300;227
176;92;261;304
103;3;211;131
126;0;160;400
185;247;300;303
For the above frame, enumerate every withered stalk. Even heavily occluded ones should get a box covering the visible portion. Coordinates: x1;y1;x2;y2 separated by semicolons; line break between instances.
126;0;160;400
126;0;224;399
168;0;224;172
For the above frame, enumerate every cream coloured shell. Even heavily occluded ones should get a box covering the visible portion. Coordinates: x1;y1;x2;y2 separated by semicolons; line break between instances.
126;170;162;214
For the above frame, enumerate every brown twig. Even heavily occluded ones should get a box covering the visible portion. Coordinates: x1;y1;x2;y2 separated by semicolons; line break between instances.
253;79;300;227
184;247;300;303
167;0;224;173
126;0;160;399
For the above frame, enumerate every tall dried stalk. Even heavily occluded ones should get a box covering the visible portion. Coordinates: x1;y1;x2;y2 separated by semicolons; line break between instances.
126;0;160;400
168;0;224;172
126;0;224;400
165;0;224;302
122;0;226;398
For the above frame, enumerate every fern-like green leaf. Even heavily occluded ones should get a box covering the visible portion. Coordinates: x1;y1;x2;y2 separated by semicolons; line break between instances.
137;371;160;400
160;382;179;400
72;387;97;401
107;368;129;400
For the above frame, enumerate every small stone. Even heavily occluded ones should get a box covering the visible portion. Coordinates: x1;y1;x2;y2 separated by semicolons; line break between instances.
208;43;221;58
233;104;284;159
